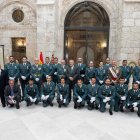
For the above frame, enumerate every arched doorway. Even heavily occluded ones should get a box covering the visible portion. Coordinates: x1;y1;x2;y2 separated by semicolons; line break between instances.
64;1;110;66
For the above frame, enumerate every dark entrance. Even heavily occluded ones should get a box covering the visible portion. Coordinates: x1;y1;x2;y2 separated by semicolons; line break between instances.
64;1;110;66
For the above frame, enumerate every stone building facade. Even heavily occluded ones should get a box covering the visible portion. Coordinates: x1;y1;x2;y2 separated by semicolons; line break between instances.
0;0;140;65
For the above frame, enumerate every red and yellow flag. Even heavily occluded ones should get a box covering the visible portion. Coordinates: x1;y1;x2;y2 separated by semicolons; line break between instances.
39;52;44;64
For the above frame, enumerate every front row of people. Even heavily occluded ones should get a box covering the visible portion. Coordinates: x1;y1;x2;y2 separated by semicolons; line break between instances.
4;76;140;117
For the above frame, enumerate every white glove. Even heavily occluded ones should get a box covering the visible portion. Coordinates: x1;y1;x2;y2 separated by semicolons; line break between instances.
33;98;37;103
45;95;49;100
125;79;127;82
21;76;26;80
46;75;49;78
41;95;46;100
35;78;39;81
99;80;103;84
106;97;110;101
29;97;33;102
63;99;66;103
90;97;95;103
60;94;63;101
54;72;57;75
136;81;140;85
77;96;82;103
9;77;15;80
121;96;126;101
81;74;85;77
133;102;138;107
103;99;107;103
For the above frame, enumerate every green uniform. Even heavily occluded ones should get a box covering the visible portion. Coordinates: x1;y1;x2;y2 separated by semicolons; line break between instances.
41;81;55;107
127;89;140;115
73;84;87;108
87;84;100;110
95;66;107;85
98;85;115;113
30;64;42;94
114;84;128;112
19;62;31;95
57;83;69;107
42;63;53;82
119;66;131;84
4;63;19;82
24;84;39;106
133;66;140;84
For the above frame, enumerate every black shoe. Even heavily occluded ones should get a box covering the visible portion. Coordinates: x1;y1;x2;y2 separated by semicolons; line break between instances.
49;102;53;107
120;107;124;112
109;109;113;115
87;105;93;110
16;105;20;109
74;104;77;109
95;106;99;110
137;112;140;117
2;104;6;108
58;104;61;108
130;107;134;112
43;103;48;107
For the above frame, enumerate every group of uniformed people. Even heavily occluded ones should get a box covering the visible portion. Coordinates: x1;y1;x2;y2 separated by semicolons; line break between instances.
1;55;140;117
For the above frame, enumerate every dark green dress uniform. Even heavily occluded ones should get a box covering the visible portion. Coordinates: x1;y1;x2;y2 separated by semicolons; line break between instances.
133;66;140;84
4;84;21;109
104;64;112;76
57;65;68;82
127;89;140;116
95;66;107;85
114;84;128;112
57;83;69;107
24;84;39;106
119;65;131;84
52;63;61;84
73;84;87;109
41;81;55;107
4;63;19;83
19;62;31;96
87;84;100;110
42;63;53;82
85;67;96;84
98;85;115;114
30;64;43;94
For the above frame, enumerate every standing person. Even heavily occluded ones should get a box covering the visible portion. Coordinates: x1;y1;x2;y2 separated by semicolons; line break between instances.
5;79;21;109
19;56;31;99
4;56;19;83
104;57;111;72
119;60;131;84
127;83;140;117
108;60;121;85
42;57;53;82
95;61;107;85
98;78;116;115
0;64;7;107
66;60;78;102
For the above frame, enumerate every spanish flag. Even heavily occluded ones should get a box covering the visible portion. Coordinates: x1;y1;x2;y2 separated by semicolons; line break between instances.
39;52;44;64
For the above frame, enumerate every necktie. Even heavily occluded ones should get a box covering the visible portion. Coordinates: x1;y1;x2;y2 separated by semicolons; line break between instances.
10;88;14;96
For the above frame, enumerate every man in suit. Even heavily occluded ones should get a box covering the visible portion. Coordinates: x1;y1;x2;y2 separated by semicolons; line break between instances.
19;56;31;99
57;77;69;108
85;61;96;84
41;76;55;107
119;60;131;84
4;56;19;83
87;77;100;110
104;57;111;73
0;64;7;107
98;78;116;115
5;79;21;109
127;82;140;117
73;78;87;109
42;57;54;82
66;60;78;102
24;78;40;106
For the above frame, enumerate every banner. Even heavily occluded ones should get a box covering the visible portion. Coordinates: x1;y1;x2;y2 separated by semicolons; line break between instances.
0;45;4;69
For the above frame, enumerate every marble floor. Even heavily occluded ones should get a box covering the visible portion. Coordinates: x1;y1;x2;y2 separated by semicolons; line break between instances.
0;100;140;140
